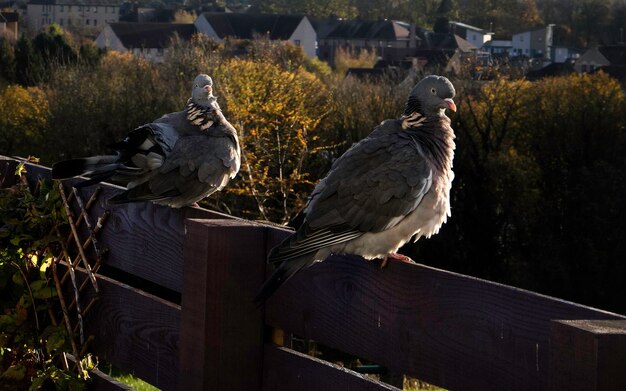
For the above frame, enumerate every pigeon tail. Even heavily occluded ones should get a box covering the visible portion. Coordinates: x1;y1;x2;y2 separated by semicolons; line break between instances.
254;253;314;305
52;156;121;182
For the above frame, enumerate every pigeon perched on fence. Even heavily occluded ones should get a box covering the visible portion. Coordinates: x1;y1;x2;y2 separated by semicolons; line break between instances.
255;75;457;303
52;74;241;208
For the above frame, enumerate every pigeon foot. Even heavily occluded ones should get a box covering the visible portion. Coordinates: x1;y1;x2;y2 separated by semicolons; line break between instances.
380;252;415;268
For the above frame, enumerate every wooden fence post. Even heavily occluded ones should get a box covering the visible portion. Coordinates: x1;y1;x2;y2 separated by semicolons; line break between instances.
550;319;626;391
180;219;268;391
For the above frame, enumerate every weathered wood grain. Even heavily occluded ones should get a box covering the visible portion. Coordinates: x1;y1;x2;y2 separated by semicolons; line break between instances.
66;354;134;391
180;219;269;391
263;345;400;391
550;319;626;391
265;253;626;391
73;268;181;391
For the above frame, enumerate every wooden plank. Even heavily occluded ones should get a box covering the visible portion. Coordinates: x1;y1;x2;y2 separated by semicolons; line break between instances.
66;354;133;391
180;219;268;391
550;319;626;391
73;268;181;391
13;158;232;294
263;345;400;391
264;254;626;391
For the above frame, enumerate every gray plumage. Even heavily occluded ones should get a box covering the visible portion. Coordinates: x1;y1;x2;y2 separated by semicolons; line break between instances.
255;75;457;303
52;74;240;208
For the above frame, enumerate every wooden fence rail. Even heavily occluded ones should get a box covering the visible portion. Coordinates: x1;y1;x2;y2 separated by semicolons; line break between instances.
2;156;626;391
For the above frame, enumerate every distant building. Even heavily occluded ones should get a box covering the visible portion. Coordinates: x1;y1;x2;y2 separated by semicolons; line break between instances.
482;39;512;56
95;22;196;62
575;45;626;73
316;19;419;64
551;46;580;63
449;21;492;48
0;10;18;40
26;0;121;33
511;24;554;64
194;13;316;57
416;33;479;74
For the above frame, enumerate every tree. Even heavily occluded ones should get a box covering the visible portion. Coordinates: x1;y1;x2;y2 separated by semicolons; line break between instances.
0;37;15;82
215;59;331;223
250;0;357;18
0;85;49;156
14;36;44;86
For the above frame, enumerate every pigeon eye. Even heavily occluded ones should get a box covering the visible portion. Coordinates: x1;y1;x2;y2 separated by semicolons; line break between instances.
431;88;436;94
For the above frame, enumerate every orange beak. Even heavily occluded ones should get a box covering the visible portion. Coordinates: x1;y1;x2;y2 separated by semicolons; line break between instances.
444;98;457;112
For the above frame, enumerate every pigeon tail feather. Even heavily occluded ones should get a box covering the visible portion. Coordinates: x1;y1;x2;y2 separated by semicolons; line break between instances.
52;156;121;182
254;253;314;305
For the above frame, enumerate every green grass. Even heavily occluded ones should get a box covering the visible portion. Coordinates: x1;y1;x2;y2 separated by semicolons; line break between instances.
101;364;160;391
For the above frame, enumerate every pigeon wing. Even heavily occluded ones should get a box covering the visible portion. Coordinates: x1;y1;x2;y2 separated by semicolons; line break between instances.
269;119;433;264
141;131;239;204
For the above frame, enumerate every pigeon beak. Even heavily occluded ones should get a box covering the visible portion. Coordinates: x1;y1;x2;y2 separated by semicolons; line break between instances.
443;98;457;112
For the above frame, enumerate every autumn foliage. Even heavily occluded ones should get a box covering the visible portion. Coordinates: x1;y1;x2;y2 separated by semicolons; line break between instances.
1;36;626;313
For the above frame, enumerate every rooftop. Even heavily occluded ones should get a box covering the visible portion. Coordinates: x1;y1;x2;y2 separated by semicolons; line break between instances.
107;22;196;49
322;19;411;40
28;0;121;5
199;13;305;40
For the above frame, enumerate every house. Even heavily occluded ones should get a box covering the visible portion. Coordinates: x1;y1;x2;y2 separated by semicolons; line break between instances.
26;0;121;33
194;13;316;57
0;10;18;40
511;24;554;64
575;45;626;73
449;21;492;48
482;39;512;56
316;19;420;64
95;22;196;62
552;46;580;63
414;33;478;74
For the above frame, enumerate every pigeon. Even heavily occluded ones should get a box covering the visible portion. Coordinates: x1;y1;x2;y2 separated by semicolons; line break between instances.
255;75;457;303
52;74;241;208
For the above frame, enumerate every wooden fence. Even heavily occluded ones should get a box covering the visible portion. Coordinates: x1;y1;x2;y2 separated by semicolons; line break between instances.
2;156;626;391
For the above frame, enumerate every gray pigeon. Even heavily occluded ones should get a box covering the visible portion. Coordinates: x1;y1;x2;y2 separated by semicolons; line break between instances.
52;74;241;208
255;75;456;303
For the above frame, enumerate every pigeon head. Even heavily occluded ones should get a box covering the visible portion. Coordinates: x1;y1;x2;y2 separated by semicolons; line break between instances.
191;74;214;107
404;75;456;117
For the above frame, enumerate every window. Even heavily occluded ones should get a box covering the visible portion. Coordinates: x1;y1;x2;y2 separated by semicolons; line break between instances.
60;18;63;25
60;5;64;12
94;19;97;26
294;39;301;46
581;64;587;72
86;18;90;25
590;64;596;71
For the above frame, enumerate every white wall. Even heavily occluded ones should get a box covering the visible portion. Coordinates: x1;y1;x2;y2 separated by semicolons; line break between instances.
289;16;316;58
26;2;119;32
194;14;222;41
512;31;531;56
94;24;125;52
